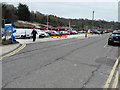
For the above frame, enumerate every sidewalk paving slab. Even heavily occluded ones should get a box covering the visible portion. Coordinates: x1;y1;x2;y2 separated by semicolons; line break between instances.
0;44;20;56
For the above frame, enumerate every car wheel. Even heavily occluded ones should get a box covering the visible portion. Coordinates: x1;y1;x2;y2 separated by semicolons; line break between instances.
108;41;112;45
39;35;42;38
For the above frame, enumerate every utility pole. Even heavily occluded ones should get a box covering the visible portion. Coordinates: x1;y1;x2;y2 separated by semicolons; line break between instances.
1;19;6;38
69;20;71;30
47;14;48;30
118;1;120;22
92;11;95;34
2;19;6;26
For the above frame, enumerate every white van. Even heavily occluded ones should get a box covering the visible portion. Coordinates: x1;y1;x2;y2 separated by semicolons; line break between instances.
13;28;49;38
13;28;33;38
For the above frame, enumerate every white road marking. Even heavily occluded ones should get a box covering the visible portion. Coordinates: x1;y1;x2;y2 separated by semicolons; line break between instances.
104;43;108;48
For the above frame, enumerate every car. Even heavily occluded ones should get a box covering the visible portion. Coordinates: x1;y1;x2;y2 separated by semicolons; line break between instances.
13;28;32;38
66;31;70;35
43;30;51;34
49;30;60;36
93;30;100;34
78;31;84;33
108;31;120;45
104;30;109;33
59;31;68;35
68;30;78;34
97;31;101;34
13;28;49;39
72;30;78;34
36;29;49;38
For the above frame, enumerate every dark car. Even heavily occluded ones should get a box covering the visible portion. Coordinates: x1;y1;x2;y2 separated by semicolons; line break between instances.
108;31;120;45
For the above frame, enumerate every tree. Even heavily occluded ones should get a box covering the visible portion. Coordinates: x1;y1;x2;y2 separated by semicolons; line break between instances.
17;3;30;21
2;3;119;30
2;3;18;25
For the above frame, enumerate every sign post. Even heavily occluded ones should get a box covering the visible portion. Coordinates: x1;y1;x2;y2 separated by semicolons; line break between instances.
4;24;13;42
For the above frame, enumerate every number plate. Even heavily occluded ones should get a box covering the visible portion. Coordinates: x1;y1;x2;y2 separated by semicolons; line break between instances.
114;41;120;43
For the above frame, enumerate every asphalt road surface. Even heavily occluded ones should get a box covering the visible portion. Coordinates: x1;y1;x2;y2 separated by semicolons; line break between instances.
2;34;120;88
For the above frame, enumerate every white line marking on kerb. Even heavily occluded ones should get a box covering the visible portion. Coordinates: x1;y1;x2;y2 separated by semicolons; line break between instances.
104;43;108;48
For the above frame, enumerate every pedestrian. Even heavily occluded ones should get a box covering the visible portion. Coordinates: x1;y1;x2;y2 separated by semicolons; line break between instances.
31;28;37;42
85;33;87;38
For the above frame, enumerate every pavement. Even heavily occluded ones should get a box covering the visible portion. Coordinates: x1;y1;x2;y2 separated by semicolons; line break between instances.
0;44;20;56
2;33;119;88
16;34;100;44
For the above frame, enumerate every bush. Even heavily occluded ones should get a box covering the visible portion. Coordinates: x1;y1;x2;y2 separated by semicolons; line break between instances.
9;36;16;41
2;38;5;42
2;37;19;45
2;40;9;45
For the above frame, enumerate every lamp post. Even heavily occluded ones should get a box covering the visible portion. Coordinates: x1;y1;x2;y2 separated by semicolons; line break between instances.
118;1;120;22
92;11;95;34
2;19;7;38
47;14;49;30
1;19;7;41
69;20;71;31
2;19;7;27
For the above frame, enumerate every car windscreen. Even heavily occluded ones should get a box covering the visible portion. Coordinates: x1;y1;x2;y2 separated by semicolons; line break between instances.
111;33;120;36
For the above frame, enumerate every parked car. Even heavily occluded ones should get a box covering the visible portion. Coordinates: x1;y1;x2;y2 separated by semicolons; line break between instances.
104;30;109;33
108;31;120;45
49;30;60;36
71;30;78;34
59;31;68;35
66;31;70;35
78;31;84;33
78;30;86;33
93;30;100;34
36;29;49;38
68;30;78;34
43;30;51;34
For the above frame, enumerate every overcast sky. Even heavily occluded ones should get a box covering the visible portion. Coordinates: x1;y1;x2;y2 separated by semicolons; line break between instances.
2;0;120;22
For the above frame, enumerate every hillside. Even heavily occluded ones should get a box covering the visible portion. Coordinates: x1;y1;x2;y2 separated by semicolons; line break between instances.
2;3;120;30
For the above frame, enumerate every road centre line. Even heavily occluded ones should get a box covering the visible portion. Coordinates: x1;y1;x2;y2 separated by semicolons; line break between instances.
104;56;120;89
0;44;26;61
104;43;108;48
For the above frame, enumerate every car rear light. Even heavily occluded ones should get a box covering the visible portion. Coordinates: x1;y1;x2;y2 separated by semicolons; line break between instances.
109;36;113;39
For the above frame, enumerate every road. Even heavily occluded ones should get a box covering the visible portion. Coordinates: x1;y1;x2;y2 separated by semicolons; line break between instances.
2;34;120;88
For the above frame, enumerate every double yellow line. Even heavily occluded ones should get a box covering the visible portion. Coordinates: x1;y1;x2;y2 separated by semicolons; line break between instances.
0;44;26;61
104;56;120;89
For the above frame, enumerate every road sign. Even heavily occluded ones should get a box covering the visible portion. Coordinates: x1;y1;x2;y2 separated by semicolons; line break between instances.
4;24;13;42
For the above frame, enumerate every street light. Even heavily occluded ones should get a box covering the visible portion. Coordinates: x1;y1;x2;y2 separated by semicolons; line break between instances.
2;19;7;26
92;11;95;34
69;20;71;30
0;19;7;39
47;15;48;30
